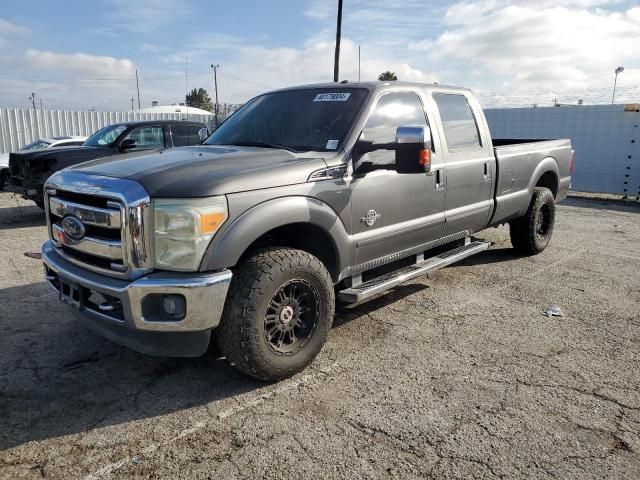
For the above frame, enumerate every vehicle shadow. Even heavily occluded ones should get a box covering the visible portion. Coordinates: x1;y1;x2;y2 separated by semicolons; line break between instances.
455;247;520;266
0;280;422;451
0;204;46;230
560;196;640;214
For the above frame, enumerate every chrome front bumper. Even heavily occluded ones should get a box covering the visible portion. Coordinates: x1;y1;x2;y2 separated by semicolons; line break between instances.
42;241;232;357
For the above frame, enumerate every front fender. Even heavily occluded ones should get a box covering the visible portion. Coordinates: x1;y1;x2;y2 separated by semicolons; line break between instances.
199;196;353;280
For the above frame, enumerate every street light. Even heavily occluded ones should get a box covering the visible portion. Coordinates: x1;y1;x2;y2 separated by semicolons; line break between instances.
612;66;624;104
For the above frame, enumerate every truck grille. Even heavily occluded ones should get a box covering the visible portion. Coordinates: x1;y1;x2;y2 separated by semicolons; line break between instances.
48;190;127;273
44;172;152;280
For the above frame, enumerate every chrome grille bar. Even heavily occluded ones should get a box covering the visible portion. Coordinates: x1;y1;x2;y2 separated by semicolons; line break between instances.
49;197;122;229
52;224;123;260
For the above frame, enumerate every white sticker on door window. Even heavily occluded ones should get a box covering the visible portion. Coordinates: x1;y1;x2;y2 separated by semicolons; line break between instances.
326;139;339;150
313;92;351;102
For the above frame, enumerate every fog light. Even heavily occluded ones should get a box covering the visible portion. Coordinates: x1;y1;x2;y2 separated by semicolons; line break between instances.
162;294;186;318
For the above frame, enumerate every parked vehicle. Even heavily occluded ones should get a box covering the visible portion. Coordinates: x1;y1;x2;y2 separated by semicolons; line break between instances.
0;136;87;190
41;82;573;381
7;121;209;207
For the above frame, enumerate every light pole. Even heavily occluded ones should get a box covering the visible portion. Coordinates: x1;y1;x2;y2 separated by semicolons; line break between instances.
211;64;220;126
612;66;624;104
333;0;343;82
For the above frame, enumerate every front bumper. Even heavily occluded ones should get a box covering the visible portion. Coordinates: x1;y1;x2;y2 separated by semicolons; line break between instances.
42;241;232;357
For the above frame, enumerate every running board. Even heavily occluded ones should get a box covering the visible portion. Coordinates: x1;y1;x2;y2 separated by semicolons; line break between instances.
338;240;490;303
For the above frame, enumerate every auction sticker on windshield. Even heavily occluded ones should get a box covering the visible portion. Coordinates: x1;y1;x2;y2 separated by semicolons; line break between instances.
314;92;351;102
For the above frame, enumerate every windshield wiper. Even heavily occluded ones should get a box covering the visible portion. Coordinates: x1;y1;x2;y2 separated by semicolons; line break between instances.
225;141;298;152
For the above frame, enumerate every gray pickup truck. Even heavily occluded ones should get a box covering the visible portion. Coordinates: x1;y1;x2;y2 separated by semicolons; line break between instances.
41;82;573;381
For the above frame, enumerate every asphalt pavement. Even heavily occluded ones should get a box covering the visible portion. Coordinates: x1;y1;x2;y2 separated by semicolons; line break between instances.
1;192;639;479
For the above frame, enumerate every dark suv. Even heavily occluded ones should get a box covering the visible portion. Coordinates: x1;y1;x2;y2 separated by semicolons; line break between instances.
7;120;209;208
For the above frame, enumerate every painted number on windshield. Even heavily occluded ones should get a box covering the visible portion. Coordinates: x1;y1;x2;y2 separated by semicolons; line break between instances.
313;92;351;102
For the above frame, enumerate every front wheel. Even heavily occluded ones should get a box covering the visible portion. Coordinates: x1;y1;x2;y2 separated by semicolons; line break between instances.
509;186;556;255
216;247;335;381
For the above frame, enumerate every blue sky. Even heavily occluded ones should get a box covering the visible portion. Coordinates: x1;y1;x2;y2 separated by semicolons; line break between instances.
1;0;639;110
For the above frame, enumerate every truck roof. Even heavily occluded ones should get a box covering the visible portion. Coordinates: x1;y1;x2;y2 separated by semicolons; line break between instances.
269;81;473;95
111;120;208;128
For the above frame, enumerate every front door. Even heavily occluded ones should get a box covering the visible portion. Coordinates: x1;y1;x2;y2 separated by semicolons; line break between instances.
350;90;446;267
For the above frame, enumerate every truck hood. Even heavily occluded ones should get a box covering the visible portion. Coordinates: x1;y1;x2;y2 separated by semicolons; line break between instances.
70;145;328;197
10;146;114;171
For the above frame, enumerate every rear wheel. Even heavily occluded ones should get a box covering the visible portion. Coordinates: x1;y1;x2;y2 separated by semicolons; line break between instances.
216;247;335;381
0;169;8;191
509;186;556;255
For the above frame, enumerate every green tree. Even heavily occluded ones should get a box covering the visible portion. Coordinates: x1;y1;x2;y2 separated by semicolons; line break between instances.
185;88;213;111
378;71;398;81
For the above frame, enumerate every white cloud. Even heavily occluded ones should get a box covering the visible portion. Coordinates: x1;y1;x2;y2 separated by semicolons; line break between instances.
105;0;192;33
0;19;30;35
24;49;136;77
428;2;640;103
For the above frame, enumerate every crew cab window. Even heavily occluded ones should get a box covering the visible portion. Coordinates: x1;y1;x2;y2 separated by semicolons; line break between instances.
433;93;481;150
361;91;428;165
171;124;203;147
122;126;164;149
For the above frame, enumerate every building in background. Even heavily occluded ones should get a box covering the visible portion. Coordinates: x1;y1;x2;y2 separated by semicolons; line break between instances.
485;104;639;198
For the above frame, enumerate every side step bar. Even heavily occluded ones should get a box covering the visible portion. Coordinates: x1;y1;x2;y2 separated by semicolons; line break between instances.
338;240;490;303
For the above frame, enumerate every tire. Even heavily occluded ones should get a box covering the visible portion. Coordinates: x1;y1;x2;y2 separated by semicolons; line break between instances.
0;170;8;191
509;186;556;255
216;247;335;381
34;199;45;210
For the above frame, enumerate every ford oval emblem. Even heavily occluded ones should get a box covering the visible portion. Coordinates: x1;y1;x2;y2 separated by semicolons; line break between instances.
62;216;86;241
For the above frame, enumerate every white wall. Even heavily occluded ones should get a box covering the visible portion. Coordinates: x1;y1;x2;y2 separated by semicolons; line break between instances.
0;108;220;154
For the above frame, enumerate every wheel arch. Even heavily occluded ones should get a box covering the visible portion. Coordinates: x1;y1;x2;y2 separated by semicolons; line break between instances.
199;196;352;283
530;158;560;200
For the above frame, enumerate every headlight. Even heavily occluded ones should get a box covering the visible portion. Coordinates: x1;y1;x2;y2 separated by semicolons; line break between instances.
152;196;227;271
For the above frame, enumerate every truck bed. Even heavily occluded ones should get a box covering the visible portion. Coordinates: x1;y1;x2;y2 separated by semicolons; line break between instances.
490;138;573;226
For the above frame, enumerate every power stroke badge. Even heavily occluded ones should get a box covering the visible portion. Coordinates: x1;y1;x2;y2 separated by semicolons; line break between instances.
361;210;381;227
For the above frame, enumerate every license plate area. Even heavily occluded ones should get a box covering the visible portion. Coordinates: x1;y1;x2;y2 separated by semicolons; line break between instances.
59;279;84;309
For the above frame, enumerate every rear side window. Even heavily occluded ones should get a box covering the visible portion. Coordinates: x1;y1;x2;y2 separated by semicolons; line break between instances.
433;93;481;150
171;124;206;146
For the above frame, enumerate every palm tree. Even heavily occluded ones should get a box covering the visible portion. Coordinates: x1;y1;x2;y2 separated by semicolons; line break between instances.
378;71;398;81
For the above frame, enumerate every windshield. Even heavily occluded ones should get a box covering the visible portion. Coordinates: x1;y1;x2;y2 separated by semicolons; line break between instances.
205;88;368;152
21;140;51;151
84;124;127;147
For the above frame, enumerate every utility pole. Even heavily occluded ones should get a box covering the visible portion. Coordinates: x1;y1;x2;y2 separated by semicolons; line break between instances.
358;45;361;82
135;70;141;109
30;92;36;109
612;66;624;104
211;64;220;126
333;0;343;82
131;97;134;110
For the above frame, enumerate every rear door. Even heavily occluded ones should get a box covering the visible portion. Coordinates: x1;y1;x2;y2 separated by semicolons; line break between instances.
430;92;494;235
350;90;446;266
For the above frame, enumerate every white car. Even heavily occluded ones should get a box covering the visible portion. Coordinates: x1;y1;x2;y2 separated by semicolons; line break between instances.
0;136;87;189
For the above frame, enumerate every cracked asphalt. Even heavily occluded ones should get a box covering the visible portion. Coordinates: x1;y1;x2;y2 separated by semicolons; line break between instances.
0;191;639;479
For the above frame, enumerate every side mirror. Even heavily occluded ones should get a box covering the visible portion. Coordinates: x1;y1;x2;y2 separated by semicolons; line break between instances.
395;125;432;173
197;127;209;143
120;138;137;151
